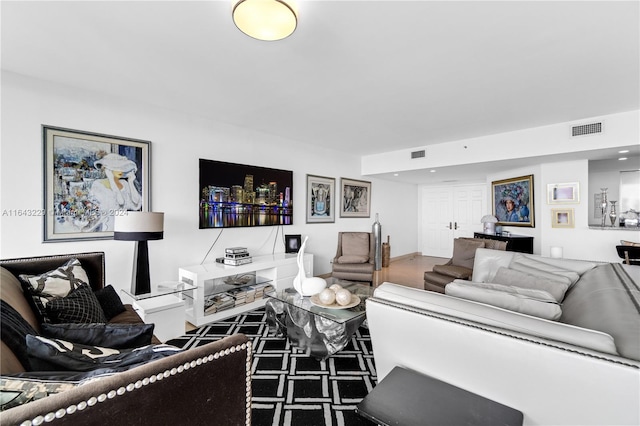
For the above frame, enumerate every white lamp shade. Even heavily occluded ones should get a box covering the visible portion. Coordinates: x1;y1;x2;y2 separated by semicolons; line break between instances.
114;212;164;241
233;0;297;41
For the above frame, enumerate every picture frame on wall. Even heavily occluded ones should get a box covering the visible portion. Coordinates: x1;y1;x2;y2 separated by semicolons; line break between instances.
551;208;575;228
492;174;534;227
43;125;150;242
306;174;335;223
285;234;302;253
340;177;371;218
547;182;579;204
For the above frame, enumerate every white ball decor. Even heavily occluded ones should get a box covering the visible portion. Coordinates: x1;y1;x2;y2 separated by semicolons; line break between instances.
318;288;336;305
329;283;343;292
335;288;352;306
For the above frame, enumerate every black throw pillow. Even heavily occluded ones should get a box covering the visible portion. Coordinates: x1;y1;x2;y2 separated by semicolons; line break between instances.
45;284;107;324
41;323;154;349
26;335;182;372
0;300;38;370
94;285;126;320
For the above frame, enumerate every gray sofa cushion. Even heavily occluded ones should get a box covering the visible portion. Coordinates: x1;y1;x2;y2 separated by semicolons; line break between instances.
560;263;640;361
509;254;580;286
446;280;562;320
492;267;569;302
451;238;485;269
432;264;472;279
341;233;370;258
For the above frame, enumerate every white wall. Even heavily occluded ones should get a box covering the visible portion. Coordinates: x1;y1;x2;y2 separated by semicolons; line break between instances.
483;160;638;263
0;72;419;294
362;110;639;175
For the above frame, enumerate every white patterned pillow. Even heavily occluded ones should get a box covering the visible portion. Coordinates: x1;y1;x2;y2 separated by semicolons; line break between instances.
19;258;91;323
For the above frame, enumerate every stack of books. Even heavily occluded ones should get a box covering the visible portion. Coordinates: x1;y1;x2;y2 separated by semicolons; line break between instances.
227;287;248;307
204;293;235;314
224;247;252;266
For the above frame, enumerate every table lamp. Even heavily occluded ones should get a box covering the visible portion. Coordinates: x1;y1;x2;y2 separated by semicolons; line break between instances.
114;211;164;295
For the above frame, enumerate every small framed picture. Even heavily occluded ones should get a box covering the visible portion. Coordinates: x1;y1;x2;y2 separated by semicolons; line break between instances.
285;234;302;253
306;174;335;223
340;178;371;218
547;182;579;204
551;208;575;228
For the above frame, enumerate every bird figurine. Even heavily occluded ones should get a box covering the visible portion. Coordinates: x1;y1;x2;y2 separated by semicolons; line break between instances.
293;236;327;296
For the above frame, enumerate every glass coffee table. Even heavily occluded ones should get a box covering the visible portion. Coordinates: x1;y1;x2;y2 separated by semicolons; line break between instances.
265;279;374;360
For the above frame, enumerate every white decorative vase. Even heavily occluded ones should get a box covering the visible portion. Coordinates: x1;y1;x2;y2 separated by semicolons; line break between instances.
293;236;327;296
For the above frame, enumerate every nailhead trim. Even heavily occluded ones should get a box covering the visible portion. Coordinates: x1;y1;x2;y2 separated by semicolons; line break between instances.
17;342;253;425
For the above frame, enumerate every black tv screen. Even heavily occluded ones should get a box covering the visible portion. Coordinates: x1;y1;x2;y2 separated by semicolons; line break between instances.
199;159;293;229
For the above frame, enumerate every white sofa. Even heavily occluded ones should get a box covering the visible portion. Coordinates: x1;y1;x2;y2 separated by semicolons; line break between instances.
366;249;640;426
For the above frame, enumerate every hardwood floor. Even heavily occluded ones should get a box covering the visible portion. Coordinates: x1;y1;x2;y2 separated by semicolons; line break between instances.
373;253;448;289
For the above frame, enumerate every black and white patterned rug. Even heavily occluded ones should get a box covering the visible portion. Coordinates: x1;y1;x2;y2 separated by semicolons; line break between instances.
166;308;377;426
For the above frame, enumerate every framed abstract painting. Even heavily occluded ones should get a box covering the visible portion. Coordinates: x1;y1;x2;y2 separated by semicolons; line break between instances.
43;125;150;242
306;174;335;223
340;178;371;218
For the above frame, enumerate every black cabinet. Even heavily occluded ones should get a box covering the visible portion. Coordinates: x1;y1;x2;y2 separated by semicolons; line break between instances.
474;232;534;254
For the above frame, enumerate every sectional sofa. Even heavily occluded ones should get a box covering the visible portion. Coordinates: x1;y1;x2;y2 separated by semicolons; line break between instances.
366;248;640;425
1;252;251;425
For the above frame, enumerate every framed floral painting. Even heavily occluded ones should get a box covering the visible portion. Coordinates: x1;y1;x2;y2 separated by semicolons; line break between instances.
43;125;150;242
492;175;534;227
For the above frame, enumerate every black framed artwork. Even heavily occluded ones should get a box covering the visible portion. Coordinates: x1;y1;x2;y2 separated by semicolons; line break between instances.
285;234;302;253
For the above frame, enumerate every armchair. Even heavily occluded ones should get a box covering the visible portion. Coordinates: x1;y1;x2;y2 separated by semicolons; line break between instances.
332;232;375;283
424;237;507;293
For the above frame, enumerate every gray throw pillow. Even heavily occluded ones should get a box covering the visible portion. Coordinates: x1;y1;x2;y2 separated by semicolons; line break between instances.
492;267;569;302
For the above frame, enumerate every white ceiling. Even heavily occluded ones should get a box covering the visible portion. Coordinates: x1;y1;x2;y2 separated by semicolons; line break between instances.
2;1;639;183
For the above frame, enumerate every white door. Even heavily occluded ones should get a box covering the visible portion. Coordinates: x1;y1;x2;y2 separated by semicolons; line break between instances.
421;184;487;258
421;186;454;258
452;186;485;238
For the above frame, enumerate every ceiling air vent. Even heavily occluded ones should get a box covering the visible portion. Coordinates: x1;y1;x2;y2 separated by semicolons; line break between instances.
411;149;425;159
572;122;602;137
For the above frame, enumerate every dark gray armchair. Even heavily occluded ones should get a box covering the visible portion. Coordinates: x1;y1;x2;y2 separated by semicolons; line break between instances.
331;232;375;283
424;237;507;293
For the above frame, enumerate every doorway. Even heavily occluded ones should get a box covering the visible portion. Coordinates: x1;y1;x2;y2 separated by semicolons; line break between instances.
421;184;487;257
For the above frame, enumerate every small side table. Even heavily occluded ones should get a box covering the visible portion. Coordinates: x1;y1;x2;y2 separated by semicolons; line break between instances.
121;281;195;342
356;366;523;426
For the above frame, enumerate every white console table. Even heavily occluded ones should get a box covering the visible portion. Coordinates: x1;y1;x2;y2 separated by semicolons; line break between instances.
178;253;312;327
120;282;196;342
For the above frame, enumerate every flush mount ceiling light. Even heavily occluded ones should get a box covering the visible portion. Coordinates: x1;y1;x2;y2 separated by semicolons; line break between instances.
233;0;297;41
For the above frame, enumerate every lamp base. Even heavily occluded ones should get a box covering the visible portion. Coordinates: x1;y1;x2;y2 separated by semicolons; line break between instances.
482;223;496;234
132;240;151;295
